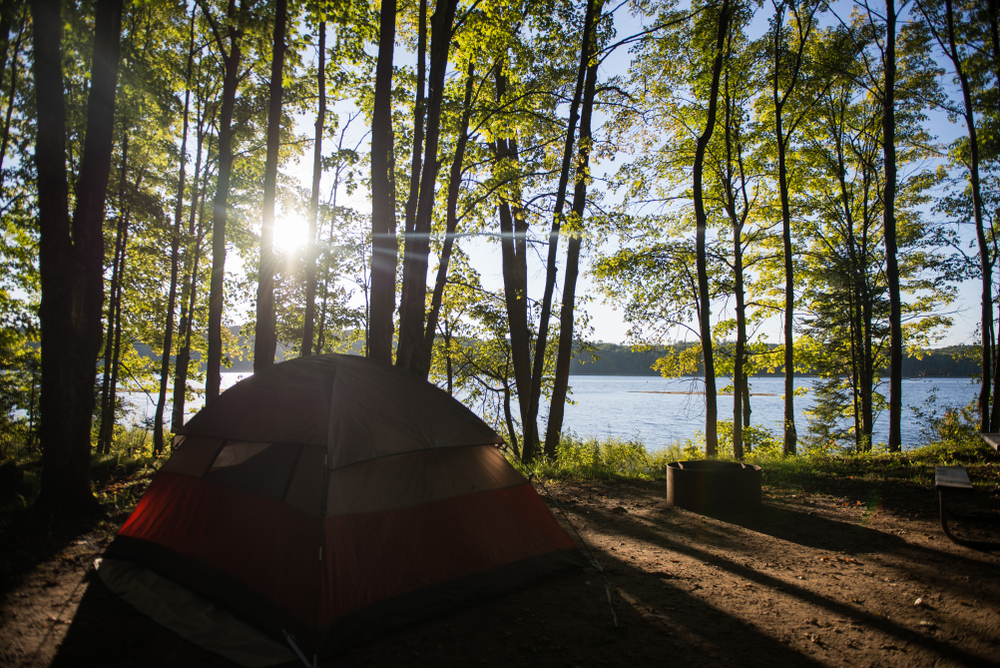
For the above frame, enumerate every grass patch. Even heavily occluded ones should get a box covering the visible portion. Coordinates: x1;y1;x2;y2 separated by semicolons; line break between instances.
511;420;999;509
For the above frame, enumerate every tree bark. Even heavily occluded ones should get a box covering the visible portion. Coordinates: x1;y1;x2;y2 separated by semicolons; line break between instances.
986;0;1000;431
883;0;902;451
368;0;398;364
0;4;25;184
524;0;597;463
254;0;287;372
171;132;209;432
154;4;196;454
413;59;475;378
301;20;325;357
98;133;129;455
935;0;991;432
396;0;460;373
693;0;730;459
545;5;602;460
33;0;123;513
770;0;805;456
204;0;245;402
492;63;532;460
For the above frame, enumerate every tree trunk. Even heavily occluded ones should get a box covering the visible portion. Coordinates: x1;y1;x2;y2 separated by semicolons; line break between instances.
205;0;244;402
986;0;1000;431
772;1;798;456
883;0;902;451
33;0;123;514
98;133;129;455
396;0;460;373
402;0;427;261
0;7;25;185
721;62;748;460
154;5;196;454
492;62;533;464
0;0;19;86
693;0;730;459
524;0;597;463
301;20;325;357
171;132;209;432
368;0;398;364
254;0;287;372
939;0;991;433
545;6;602;460
413;59;475;378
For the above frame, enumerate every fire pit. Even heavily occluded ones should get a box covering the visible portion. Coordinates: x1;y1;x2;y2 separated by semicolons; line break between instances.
666;461;762;514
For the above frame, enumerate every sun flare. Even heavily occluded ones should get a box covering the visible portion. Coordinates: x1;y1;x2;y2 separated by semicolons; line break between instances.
272;215;311;252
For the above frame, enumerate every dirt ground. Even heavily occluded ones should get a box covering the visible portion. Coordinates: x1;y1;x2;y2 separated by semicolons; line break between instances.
2;475;999;668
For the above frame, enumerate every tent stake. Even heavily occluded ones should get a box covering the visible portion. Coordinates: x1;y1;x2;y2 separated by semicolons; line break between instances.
283;630;315;668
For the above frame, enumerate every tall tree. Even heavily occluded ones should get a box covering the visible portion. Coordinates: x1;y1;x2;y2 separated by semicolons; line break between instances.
545;0;604;459
523;0;598;463
882;0;903;451
254;0;287;371
202;0;249;402
368;0;398;363
301;18;325;357
153;3;198;453
395;0;460;373
767;0;823;456
916;0;991;432
32;0;124;511
692;0;731;458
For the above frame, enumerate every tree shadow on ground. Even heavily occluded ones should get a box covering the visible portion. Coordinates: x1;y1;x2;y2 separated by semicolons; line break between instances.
579;497;1000;668
0;506;107;598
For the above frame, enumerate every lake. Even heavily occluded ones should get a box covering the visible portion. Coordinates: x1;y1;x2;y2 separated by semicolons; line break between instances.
126;373;979;452
556;375;979;450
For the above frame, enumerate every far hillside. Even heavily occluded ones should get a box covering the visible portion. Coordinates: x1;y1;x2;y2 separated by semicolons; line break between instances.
570;342;980;377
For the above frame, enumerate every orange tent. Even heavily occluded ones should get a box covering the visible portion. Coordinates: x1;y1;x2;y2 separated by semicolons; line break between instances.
100;354;584;666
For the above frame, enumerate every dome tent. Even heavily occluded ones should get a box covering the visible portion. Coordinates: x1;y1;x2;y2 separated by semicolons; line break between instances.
99;354;586;666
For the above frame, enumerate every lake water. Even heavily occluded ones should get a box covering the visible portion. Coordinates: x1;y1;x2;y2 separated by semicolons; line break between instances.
125;373;979;452
557;375;979;450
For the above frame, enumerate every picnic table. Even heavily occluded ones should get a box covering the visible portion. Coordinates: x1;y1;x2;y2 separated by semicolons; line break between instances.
934;434;999;549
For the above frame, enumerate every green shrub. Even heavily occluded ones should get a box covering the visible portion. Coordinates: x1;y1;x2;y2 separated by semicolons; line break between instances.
519;432;660;480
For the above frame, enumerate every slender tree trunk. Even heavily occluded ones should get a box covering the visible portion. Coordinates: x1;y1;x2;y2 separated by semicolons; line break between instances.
204;0;244;402
524;0;597;463
396;0;460;372
0;0;18;86
254;0;286;372
883;0;902;451
402;0;427;252
368;0;398;363
940;0;990;432
733;218;746;459
33;0;123;513
693;0;730;459
492;61;533;462
154;5;196;453
98;133;129;454
721;64;749;459
414;60;475;378
171;133;209;432
0;9;25;185
301;21;326;356
987;0;1000;431
545;7;602;459
772;2;798;456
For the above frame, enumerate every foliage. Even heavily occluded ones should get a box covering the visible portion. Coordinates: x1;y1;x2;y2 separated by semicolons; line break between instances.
520;432;672;480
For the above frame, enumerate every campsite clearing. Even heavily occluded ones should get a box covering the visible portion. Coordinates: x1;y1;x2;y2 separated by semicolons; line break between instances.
2;474;999;667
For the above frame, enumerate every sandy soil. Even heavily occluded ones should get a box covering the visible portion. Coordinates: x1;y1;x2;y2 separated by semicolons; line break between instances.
2;475;999;668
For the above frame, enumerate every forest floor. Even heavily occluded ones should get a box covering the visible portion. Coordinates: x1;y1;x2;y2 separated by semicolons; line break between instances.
2;459;1000;668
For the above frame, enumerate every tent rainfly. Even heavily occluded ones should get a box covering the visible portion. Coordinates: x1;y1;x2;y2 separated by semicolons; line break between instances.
99;354;586;666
